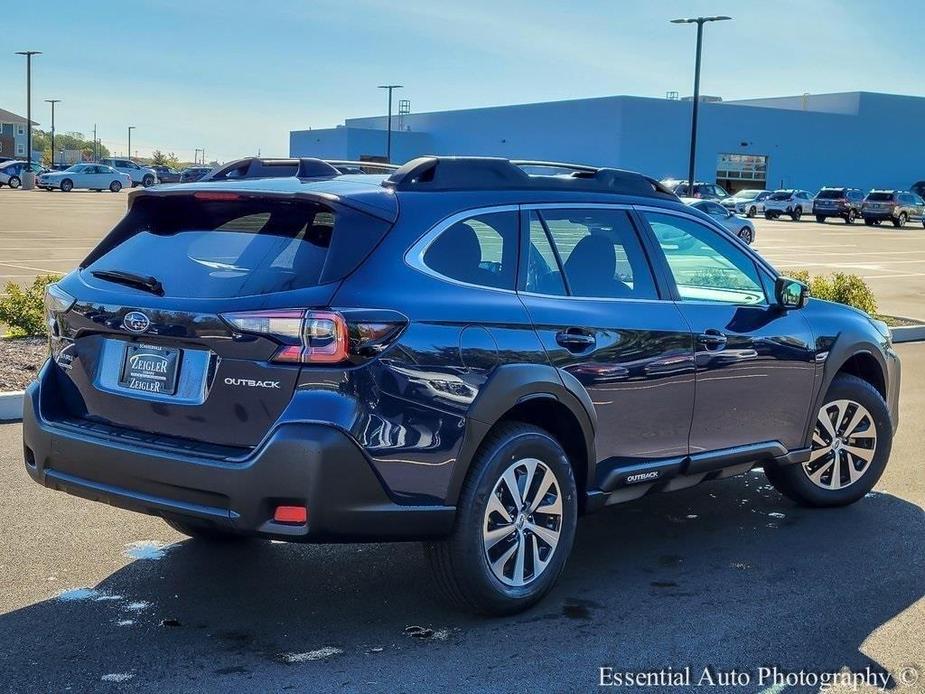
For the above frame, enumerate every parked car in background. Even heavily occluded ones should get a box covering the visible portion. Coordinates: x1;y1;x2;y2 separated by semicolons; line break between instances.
764;190;814;221
23;156;900;615
0;160;47;188
861;190;925;227
179;166;212;183
148;165;181;184
660;179;730;200
683;198;756;244
36;164;132;192
99;158;157;187
813;187;864;224
720;189;771;218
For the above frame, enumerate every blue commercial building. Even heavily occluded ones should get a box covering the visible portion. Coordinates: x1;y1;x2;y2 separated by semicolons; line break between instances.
290;92;925;194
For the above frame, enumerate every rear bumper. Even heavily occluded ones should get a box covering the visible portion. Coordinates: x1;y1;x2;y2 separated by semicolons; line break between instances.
22;365;454;542
862;211;896;220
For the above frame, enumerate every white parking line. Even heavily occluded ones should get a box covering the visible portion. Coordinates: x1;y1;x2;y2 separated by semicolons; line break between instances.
0;262;65;274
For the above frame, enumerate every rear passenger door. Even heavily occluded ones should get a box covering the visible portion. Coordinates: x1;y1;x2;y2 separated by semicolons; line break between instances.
518;205;696;476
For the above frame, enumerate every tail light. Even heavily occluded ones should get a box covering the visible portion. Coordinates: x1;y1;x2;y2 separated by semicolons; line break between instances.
221;309;406;365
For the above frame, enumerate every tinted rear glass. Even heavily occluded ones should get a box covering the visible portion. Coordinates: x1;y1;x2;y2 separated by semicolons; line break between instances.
84;196;391;298
816;189;845;199
769;192;792;200
867;192;894;202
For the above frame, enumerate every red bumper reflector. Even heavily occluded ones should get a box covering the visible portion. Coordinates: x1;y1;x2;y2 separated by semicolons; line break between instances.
274;506;308;524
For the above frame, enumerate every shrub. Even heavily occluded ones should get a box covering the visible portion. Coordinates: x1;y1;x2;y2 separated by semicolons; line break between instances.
0;274;63;337
782;270;877;315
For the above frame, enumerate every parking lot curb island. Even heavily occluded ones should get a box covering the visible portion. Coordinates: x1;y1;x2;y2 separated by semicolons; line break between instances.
0;391;24;423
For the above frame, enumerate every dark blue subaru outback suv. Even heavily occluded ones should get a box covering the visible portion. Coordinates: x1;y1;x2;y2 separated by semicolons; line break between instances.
24;156;900;615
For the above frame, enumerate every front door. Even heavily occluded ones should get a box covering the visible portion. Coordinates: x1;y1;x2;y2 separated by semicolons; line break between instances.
518;206;696;479
638;209;816;454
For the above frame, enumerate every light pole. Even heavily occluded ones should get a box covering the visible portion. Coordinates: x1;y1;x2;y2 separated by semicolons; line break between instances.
127;126;136;161
670;16;731;193
15;51;42;187
45;99;60;166
377;84;403;163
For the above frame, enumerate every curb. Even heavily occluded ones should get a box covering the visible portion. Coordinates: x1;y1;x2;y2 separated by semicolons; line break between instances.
891;324;925;343
0;391;24;423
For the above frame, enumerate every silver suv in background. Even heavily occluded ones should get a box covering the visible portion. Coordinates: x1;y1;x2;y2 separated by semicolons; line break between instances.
99;158;158;187
683;198;756;244
660;179;730;200
720;189;771;218
763;189;814;221
861;190;925;228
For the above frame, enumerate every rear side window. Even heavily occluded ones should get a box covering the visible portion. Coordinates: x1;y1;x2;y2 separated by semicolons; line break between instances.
422;211;518;289
83;196;391;298
534;208;657;300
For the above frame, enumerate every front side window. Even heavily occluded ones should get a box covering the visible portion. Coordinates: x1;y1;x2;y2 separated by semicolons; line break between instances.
422;211;518;290
644;212;765;305
532;208;657;299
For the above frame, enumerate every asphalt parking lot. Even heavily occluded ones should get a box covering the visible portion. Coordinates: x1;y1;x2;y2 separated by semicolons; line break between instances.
2;190;925;320
1;343;922;692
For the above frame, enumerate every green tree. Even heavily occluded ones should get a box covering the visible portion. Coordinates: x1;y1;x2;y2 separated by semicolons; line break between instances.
32;129;109;165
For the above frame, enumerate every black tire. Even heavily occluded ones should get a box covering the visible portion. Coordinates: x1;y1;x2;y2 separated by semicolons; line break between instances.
109;180;122;193
790;206;803;221
764;374;892;508
765;212;775;220
164;518;253;543
738;227;753;244
815;215;826;224
845;209;857;224
142;174;155;187
60;179;73;192
747;205;757;218
9;176;21;189
425;422;578;615
893;212;906;228
864;218;874;226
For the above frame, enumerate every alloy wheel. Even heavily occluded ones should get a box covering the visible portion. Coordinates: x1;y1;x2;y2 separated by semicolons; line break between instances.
803;399;877;490
482;458;563;587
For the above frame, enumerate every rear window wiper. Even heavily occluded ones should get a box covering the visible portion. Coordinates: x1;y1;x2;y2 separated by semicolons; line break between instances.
91;269;164;296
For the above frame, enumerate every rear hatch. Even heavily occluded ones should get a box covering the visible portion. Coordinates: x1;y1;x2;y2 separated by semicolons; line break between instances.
864;191;896;212
48;190;393;449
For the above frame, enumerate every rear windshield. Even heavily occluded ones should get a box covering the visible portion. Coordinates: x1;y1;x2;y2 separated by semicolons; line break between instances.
769;192;792;200
866;192;894;202
816;189;846;199
83;196;391;298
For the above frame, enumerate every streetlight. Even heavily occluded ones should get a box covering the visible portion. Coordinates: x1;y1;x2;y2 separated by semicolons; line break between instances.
377;84;403;163
45;99;60;167
15;51;42;188
670;16;731;193
127;126;136;161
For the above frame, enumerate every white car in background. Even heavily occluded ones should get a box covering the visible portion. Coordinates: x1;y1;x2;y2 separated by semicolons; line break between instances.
682;198;757;244
719;189;771;218
37;164;132;192
763;189;814;221
99;157;158;187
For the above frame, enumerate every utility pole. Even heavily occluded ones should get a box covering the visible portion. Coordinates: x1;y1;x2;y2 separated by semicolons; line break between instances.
45;99;60;166
670;16;731;192
93;124;97;161
15;51;42;187
127;126;136;162
377;84;403;163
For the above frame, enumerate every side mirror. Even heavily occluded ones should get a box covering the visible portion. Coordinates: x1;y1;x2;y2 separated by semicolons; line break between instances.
775;277;809;309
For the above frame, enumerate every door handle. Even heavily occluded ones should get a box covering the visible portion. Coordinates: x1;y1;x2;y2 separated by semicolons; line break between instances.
697;329;727;350
556;328;596;352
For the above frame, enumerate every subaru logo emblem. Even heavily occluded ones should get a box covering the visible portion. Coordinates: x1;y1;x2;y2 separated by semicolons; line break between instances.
122;311;151;334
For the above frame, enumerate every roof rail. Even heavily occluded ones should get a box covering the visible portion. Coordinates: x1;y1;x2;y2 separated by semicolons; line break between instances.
382;156;676;199
203;157;340;181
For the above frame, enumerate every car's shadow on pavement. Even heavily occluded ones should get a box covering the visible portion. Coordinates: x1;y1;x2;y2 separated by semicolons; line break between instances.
2;469;923;693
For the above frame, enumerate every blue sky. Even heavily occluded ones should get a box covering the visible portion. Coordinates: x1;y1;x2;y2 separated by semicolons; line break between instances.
2;0;918;162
